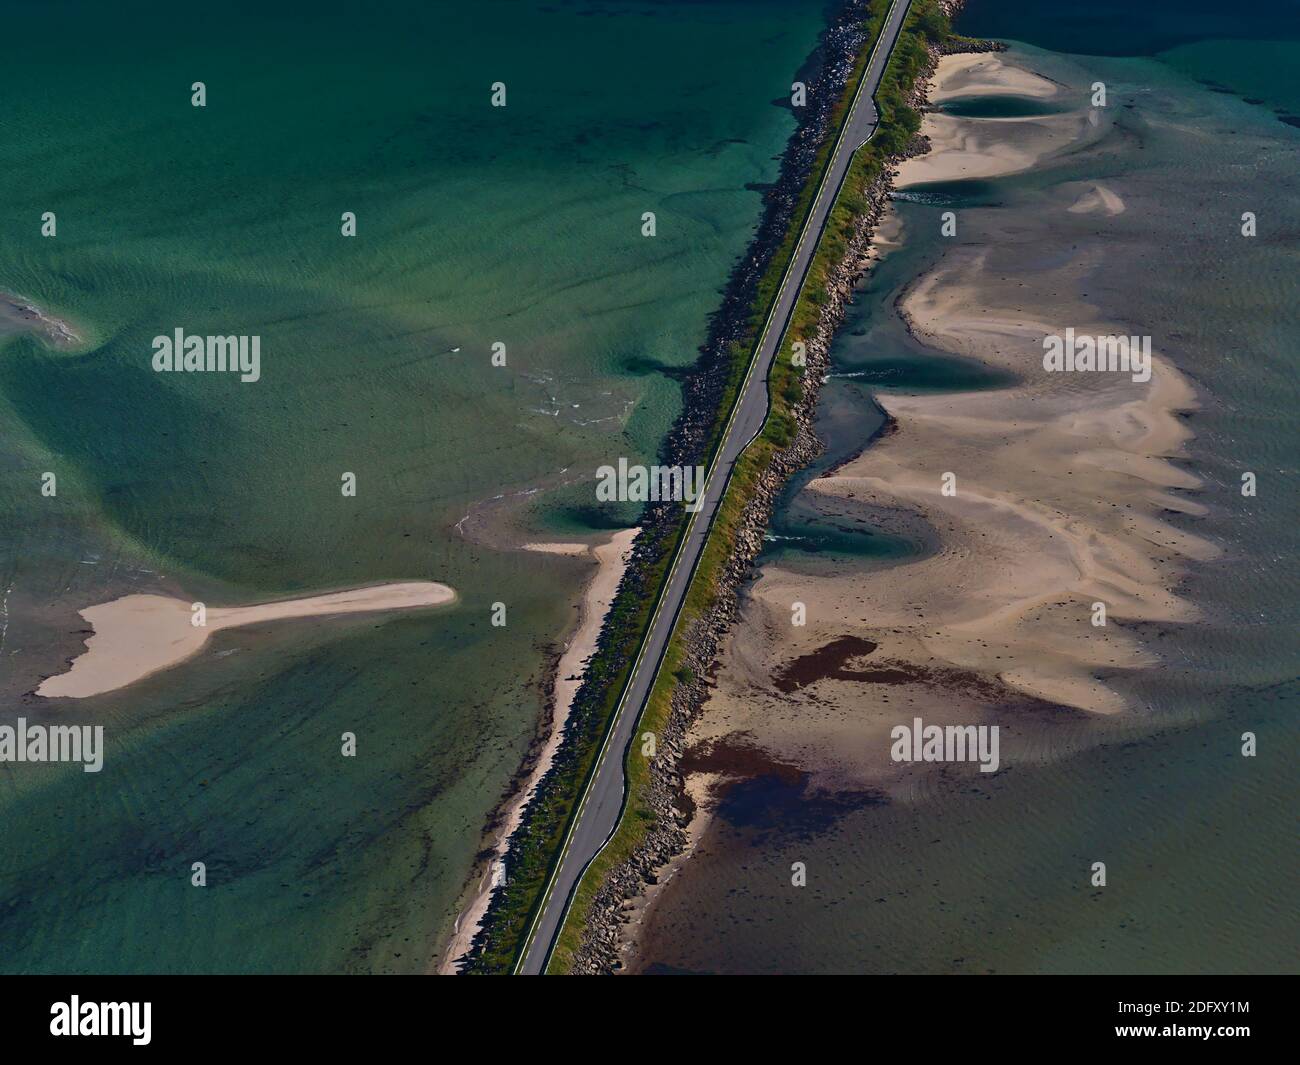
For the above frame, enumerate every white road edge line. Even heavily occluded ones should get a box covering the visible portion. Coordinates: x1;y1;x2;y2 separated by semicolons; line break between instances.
514;0;909;975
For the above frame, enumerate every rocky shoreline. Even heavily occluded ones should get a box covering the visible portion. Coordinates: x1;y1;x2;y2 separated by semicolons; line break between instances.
453;0;888;973
567;20;977;976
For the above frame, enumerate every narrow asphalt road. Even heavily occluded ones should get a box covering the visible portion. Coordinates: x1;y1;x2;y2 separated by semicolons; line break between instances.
516;0;913;975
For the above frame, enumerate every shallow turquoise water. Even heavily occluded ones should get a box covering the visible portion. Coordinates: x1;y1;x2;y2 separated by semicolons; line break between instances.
0;0;830;972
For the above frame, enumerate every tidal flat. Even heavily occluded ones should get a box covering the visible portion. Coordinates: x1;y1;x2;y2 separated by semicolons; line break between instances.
632;22;1300;975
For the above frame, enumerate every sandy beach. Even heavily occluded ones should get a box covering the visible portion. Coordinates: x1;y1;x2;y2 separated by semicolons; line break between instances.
438;526;639;972
36;582;457;699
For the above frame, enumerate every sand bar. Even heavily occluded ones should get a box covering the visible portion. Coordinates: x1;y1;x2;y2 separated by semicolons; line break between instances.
896;56;1092;188
927;52;1061;102
37;581;457;699
1067;182;1126;216
0;291;81;349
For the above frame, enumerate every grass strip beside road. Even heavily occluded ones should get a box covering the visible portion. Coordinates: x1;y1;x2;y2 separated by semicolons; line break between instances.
546;0;951;974
462;0;900;976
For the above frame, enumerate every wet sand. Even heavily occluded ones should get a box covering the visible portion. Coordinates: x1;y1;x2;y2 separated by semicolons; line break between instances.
927;51;1061;102
627;49;1219;969
438;526;639;972
895;57;1099;186
701;53;1215;763
36;582;457;699
0;291;81;350
804;247;1215;716
1067;182;1126;216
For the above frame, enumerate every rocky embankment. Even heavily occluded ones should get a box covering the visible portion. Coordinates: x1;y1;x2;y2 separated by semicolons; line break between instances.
456;0;886;975
568;24;966;976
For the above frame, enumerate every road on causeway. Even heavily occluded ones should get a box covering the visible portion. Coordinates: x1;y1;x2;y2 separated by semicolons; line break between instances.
516;0;915;975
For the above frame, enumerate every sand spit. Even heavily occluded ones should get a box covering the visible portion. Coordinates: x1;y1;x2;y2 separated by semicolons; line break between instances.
518;541;590;556
36;582;457;699
928;51;1061;102
897;107;1096;186
438;527;639;972
895;58;1097;187
1068;182;1126;216
0;291;81;350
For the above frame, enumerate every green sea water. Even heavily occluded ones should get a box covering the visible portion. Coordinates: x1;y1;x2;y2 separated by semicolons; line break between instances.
0;0;831;972
637;13;1300;973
